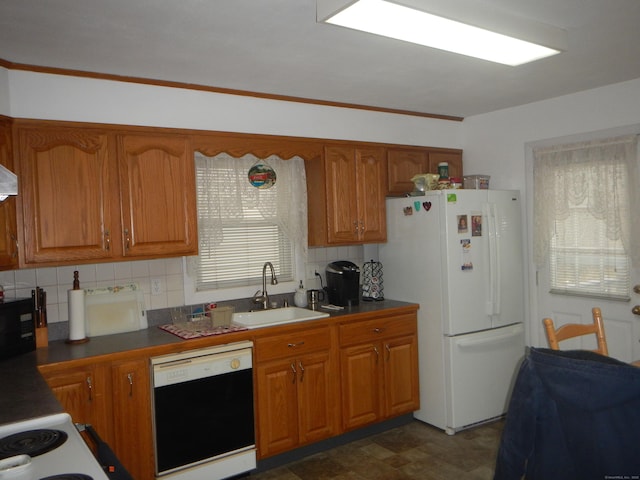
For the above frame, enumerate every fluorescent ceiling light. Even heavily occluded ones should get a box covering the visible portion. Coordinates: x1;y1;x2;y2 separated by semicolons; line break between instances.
319;0;565;66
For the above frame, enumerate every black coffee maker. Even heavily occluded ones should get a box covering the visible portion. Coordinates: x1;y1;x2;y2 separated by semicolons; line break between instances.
325;261;360;307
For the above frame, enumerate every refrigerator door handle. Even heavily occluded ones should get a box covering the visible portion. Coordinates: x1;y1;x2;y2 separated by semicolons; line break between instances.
485;203;500;316
484;204;496;316
455;328;521;349
492;203;501;316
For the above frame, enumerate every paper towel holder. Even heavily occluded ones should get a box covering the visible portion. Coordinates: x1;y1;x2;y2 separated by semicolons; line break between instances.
66;271;90;344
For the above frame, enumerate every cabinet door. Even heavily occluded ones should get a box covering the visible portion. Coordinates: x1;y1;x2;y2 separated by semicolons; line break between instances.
387;148;429;196
324;146;359;244
356;147;386;243
296;351;338;445
111;359;154;480
118;134;197;257
41;364;112;445
383;335;420;417
16;126;116;264
340;343;382;431
0;119;18;269
44;368;99;425
256;359;299;458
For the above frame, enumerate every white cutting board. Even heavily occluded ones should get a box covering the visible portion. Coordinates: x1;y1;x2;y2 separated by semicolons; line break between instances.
85;284;147;337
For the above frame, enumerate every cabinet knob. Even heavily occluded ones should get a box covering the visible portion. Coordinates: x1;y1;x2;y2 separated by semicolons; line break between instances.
124;228;130;250
104;230;110;251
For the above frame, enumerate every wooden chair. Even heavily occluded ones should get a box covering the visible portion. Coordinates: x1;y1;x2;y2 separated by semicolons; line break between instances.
543;307;608;356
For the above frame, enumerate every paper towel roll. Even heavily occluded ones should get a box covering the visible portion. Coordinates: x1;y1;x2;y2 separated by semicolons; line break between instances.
68;289;86;341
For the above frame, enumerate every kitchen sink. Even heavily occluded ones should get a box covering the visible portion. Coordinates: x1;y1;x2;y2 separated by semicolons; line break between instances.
232;307;329;329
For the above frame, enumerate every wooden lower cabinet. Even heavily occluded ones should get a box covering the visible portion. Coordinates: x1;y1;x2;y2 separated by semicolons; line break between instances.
40;356;155;480
339;314;419;431
40;363;112;440
254;326;339;458
37;308;419;471
111;358;155;480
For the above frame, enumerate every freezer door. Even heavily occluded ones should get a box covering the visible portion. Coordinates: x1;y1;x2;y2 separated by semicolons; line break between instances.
444;323;525;433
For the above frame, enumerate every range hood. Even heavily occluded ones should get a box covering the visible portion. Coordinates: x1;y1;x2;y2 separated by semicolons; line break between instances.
0;164;17;201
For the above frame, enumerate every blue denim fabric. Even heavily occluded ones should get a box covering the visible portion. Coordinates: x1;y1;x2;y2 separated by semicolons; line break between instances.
494;347;640;480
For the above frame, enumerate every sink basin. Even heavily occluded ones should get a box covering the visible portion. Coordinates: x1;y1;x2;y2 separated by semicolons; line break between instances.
232;307;329;329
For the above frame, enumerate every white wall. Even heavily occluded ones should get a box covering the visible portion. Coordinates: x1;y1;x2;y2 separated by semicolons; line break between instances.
7;71;462;147
461;77;640;345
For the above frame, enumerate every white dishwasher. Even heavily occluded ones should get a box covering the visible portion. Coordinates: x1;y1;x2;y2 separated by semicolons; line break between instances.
150;340;256;480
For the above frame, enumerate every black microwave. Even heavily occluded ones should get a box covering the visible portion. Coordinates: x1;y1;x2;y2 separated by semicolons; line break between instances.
0;298;36;360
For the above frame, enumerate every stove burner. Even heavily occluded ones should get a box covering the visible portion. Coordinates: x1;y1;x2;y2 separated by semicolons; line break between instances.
0;429;68;460
41;475;93;480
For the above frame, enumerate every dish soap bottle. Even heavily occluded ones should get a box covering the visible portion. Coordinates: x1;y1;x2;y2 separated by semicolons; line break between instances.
294;281;308;307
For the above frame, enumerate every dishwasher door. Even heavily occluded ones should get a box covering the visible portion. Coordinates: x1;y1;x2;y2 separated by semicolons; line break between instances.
151;341;256;479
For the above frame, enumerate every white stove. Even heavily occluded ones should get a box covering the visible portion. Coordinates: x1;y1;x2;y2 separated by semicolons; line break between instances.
0;413;109;480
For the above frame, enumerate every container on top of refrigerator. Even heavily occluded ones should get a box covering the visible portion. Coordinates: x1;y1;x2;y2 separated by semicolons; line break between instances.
463;175;490;189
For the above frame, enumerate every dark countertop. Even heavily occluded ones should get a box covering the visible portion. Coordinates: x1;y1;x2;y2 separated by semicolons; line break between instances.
1;299;418;427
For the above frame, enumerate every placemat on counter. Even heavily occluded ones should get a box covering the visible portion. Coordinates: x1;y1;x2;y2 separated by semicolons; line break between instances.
158;323;248;339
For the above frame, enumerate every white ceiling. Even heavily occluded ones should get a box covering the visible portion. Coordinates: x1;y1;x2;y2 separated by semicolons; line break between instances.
1;0;640;118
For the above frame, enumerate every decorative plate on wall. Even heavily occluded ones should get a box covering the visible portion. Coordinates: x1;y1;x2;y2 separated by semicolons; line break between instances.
248;161;276;189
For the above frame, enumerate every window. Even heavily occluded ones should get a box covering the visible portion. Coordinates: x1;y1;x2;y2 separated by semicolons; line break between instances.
188;152;307;294
533;135;639;300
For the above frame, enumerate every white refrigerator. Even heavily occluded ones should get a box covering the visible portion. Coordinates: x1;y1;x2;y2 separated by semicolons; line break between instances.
379;189;526;434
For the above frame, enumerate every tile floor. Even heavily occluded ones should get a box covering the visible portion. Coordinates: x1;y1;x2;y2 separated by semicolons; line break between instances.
250;419;504;480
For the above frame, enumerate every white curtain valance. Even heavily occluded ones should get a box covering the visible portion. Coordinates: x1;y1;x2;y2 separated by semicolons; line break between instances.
533;134;640;267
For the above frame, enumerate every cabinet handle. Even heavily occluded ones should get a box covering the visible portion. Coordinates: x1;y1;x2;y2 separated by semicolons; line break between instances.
124;228;130;250
373;328;384;334
287;341;305;348
10;233;17;258
86;376;93;402
104;230;110;251
127;373;133;397
385;343;391;361
353;220;359;234
360;220;365;232
298;361;305;383
291;362;297;384
373;346;379;363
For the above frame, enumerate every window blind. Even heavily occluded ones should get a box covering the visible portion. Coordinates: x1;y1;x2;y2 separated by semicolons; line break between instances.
550;205;630;300
192;153;305;292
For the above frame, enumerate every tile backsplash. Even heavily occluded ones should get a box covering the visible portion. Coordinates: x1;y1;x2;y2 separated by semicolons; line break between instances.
0;245;368;341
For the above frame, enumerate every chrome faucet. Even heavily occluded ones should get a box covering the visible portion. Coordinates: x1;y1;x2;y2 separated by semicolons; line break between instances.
253;262;278;309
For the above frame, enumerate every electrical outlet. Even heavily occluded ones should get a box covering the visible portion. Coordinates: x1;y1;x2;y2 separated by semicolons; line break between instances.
151;278;162;295
305;264;319;280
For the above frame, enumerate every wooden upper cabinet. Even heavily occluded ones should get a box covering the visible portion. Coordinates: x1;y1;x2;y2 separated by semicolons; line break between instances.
16;125;117;265
14;122;198;266
117;134;197;257
387;148;429;196
322;145;386;245
0;118;18;269
387;147;463;196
